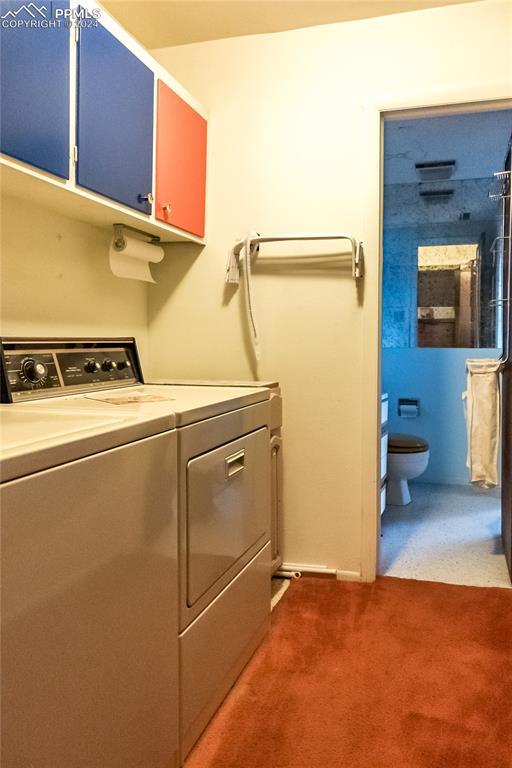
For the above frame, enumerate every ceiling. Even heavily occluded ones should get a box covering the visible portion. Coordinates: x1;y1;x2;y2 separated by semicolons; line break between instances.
103;0;480;50
384;109;512;185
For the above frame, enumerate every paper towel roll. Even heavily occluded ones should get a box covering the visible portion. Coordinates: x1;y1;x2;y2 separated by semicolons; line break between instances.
109;234;164;282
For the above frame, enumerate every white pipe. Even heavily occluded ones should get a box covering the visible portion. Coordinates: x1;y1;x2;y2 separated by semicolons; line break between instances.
274;570;301;580
280;563;338;576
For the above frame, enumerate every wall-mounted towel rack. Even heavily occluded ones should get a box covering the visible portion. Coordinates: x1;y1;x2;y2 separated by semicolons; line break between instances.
229;232;364;279
226;231;364;361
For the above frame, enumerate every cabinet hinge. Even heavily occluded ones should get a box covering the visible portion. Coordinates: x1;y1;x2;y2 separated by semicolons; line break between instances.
73;145;78;164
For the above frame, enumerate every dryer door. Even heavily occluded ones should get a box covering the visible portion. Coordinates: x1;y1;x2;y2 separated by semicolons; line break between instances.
186;427;270;607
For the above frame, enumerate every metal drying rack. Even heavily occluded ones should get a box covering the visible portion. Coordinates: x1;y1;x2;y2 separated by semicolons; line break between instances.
230;232;364;278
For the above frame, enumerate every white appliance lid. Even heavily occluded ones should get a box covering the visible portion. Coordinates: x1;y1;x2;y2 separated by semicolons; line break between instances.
84;384;270;426
0;404;175;483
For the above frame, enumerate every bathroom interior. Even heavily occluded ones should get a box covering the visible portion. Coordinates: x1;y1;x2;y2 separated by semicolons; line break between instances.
380;107;512;588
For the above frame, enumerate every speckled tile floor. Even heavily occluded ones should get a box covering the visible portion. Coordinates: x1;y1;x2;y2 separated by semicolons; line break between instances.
380;482;511;588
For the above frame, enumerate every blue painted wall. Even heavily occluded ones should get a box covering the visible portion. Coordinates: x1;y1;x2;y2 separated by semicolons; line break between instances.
382;347;499;485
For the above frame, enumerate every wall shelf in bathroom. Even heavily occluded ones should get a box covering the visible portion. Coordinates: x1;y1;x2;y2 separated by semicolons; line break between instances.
0;157;205;245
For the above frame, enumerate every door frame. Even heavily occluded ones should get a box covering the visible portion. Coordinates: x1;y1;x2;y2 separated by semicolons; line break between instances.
359;83;512;582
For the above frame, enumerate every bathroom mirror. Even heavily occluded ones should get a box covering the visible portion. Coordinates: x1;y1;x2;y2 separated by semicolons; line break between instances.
416;242;503;348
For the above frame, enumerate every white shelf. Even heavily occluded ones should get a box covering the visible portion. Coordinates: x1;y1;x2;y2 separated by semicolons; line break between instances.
0;156;205;245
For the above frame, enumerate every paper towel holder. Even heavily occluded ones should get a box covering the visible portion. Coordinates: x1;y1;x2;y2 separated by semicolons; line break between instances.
113;223;161;251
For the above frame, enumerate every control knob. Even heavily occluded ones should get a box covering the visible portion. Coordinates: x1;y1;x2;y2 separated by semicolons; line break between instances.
21;358;48;385
84;360;100;374
102;359;117;372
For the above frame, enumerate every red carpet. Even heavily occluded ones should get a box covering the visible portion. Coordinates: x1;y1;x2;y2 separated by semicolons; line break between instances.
185;576;512;768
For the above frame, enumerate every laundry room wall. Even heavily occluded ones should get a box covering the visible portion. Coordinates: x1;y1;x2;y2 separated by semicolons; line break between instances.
148;0;512;578
0;197;149;365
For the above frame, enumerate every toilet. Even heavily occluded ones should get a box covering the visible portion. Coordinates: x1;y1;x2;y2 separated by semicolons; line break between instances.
387;433;430;506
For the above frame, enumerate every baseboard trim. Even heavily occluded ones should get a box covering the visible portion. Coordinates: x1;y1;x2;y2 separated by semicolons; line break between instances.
336;569;362;582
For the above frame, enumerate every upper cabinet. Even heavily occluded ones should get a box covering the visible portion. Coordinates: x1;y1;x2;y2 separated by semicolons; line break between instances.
0;1;207;243
156;81;207;238
0;0;70;179
76;23;154;214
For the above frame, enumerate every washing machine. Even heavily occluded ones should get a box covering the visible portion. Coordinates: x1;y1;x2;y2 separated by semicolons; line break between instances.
0;338;179;768
0;337;274;765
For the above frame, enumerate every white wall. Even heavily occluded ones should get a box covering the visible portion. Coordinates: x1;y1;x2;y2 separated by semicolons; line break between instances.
0;197;149;365
149;0;512;577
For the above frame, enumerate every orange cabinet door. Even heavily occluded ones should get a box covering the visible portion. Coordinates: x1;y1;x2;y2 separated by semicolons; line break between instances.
155;80;207;237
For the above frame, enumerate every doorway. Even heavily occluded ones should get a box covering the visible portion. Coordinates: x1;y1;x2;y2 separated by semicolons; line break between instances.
378;105;512;588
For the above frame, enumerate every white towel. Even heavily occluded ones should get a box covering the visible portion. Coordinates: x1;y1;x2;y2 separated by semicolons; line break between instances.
462;359;501;488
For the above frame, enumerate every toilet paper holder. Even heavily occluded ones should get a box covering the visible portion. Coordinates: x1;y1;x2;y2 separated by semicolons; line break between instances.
113;223;161;251
398;398;420;418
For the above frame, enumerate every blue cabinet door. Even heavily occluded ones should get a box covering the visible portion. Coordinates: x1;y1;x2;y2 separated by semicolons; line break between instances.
76;22;154;214
0;1;70;179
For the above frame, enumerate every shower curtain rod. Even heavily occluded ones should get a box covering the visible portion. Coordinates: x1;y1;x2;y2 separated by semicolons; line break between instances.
231;233;364;279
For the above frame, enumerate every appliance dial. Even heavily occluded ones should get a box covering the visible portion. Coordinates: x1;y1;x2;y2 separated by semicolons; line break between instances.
21;358;48;385
84;360;100;373
102;359;117;372
117;359;129;371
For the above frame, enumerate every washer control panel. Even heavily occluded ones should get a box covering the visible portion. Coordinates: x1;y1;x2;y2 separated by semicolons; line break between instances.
0;338;143;402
